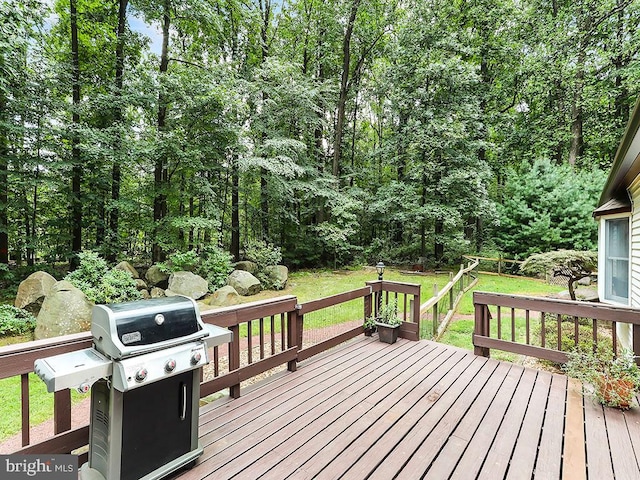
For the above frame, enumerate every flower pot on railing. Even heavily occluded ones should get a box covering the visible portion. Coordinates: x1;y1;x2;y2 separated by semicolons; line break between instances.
374;300;401;344
376;322;400;344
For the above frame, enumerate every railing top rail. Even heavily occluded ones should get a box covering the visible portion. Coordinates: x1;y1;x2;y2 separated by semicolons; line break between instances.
463;254;524;265
474;291;640;325
298;286;372;315
201;295;297;327
365;280;421;295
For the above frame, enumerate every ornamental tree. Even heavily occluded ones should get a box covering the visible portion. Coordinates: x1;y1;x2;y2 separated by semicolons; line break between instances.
520;250;597;301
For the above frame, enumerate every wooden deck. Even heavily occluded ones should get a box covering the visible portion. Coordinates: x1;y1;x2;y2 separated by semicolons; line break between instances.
174;336;640;480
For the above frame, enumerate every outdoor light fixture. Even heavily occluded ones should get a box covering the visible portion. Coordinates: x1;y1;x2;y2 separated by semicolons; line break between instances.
376;261;385;281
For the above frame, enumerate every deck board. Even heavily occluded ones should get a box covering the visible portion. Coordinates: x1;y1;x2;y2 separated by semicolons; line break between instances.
169;336;639;480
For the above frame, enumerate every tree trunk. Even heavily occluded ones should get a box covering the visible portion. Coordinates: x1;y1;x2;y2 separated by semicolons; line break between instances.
152;0;171;263
70;0;82;268
108;0;128;261
0;71;8;264
230;155;240;261
332;0;361;179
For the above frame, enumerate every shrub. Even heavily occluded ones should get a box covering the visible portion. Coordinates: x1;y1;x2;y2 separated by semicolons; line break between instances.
244;240;283;289
65;251;141;304
244;240;282;269
0;305;36;336
157;250;199;274
197;246;234;292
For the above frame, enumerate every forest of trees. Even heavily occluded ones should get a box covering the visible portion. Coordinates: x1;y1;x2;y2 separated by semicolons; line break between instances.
1;0;638;270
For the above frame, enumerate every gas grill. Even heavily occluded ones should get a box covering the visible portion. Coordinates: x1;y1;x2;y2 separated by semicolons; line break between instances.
34;295;232;480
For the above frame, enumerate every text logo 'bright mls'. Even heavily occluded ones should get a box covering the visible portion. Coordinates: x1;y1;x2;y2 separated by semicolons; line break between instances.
1;455;76;479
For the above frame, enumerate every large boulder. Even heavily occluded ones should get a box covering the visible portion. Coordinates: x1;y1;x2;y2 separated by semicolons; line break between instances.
115;261;139;279
14;271;57;317
264;265;288;290
165;271;208;299
234;261;258;275
226;270;261;296
207;285;240;307
145;265;169;288
34;281;93;339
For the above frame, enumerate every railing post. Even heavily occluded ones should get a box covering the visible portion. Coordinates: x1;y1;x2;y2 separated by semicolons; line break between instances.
634;324;640;366
364;291;372;322
53;390;71;435
229;324;241;398
474;301;490;358
287;308;299;372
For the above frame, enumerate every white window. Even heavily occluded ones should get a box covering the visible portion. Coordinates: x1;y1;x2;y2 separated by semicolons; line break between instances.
603;217;629;303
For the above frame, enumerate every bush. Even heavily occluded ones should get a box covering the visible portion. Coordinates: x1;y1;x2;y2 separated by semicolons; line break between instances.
197;246;234;292
244;240;282;269
65;251;141;304
244;240;284;289
0;305;36;336
157;250;199;274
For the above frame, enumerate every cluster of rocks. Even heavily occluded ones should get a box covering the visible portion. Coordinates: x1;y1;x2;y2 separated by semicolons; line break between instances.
14;260;288;340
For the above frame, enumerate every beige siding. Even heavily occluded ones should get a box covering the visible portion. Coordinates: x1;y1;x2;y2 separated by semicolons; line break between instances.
630;177;640;309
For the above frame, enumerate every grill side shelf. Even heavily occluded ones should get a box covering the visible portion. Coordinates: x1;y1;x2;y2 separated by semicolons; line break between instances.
34;348;113;393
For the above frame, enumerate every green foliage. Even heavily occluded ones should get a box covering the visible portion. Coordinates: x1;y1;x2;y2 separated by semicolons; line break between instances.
197;246;234;292
244;240;282;268
494;160;606;258
0;305;36;336
564;347;640;408
376;300;401;327
521;250;597;300
157;250;200;274
65;251;140;304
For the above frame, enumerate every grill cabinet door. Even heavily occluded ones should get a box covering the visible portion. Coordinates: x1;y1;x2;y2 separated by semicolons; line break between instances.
120;371;194;480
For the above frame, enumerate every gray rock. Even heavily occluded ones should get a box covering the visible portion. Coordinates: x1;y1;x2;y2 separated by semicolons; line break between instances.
140;289;151;299
35;281;93;339
145;264;169;288
208;285;240;307
234;261;258;274
135;278;148;290
166;271;208;299
264;265;288;290
115;261;139;279
14;271;57;317
226;270;261;296
150;287;165;298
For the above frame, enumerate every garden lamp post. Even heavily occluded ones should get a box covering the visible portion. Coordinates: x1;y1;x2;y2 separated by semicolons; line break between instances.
376;261;385;281
375;262;385;316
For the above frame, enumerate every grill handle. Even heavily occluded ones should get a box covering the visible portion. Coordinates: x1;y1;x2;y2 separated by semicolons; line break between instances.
180;383;187;420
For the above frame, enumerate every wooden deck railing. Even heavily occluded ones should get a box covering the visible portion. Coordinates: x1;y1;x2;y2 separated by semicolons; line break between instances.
0;279;420;456
420;260;479;339
365;280;421;340
473;292;640;363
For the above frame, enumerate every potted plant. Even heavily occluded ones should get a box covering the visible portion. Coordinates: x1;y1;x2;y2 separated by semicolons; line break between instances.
364;315;377;336
375;300;402;344
563;347;640;409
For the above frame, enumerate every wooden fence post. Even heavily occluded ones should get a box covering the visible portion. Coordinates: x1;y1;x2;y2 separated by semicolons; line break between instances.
432;284;439;338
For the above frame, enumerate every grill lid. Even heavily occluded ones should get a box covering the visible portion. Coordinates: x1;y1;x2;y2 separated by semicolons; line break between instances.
92;296;207;359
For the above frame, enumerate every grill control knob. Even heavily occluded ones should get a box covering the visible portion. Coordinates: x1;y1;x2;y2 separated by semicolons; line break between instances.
77;383;90;394
165;359;177;373
135;368;148;382
190;352;202;365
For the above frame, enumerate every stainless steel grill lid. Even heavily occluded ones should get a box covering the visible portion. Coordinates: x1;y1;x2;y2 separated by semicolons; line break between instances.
92;295;209;359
